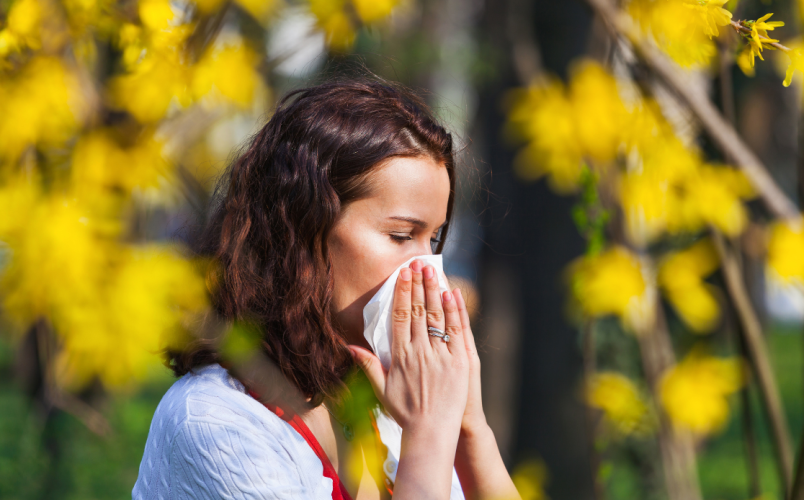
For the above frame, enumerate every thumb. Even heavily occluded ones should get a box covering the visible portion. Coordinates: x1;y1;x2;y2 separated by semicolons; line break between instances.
348;345;386;399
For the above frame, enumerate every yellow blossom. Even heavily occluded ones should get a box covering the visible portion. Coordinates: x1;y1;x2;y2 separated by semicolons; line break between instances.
353;0;399;24
750;13;783;48
192;42;262;108
507;79;583;192
586;372;652;436
736;45;756;76
569;60;628;164
108;51;193;122
0;57;85;160
138;0;176;31
766;217;804;284
659;348;744;436
568;246;655;333
658;239;721;333
629;0;720;68
309;0;400;51
783;48;804;87
54;246;209;389
71;128;172;194
511;459;549;500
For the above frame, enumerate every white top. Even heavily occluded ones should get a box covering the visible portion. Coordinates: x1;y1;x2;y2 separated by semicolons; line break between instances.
132;364;465;499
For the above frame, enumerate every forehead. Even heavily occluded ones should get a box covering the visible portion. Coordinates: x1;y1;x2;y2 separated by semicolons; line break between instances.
367;156;451;222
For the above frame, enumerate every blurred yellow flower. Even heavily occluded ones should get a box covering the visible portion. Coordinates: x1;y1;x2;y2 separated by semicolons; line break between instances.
108;51;193;122
309;0;400;51
508;79;583;192
138;0;176;31
511;458;549;500
767;217;804;284
783;48;804;87
686;164;753;236
586;372;652;436
569;246;656;333
0;57;84;160
659;348;744;436
0;0;43;57
507;60;627;192
0;195;118;329
353;0;399;24
658;238;721;333
629;0;720;68
569;60;628;164
54;246;209;389
737;45;756;76
71;128;172;194
192;42;262;108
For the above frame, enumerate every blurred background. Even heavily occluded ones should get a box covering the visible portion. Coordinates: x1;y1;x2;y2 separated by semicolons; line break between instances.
1;0;804;498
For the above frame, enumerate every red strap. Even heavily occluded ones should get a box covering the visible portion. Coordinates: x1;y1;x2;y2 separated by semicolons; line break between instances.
249;391;354;500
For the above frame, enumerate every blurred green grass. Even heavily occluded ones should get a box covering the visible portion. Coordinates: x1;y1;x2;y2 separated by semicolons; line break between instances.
0;325;801;499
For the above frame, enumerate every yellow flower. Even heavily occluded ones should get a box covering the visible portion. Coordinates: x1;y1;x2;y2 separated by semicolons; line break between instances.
691;0;733;38
138;0;176;31
569;60;628;164
568;246;656;333
54;246;209;389
685;164;753;236
659;348;744;436
353;0;399;24
192;42;263;108
0;57;85;160
630;0;719;67
766;217;804;284
783;48;804;87
658;239;721;333
586;372;652;436
736;45;756;76
506;79;583;192
309;0;400;51
71;128;172;194
750;13;784;47
511;459;549;500
108;51;193;122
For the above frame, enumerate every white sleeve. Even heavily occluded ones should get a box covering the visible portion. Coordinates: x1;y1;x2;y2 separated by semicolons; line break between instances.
167;419;333;500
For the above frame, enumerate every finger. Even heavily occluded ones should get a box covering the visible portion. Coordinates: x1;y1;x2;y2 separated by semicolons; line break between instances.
454;288;477;357
423;265;446;348
391;268;413;353
349;346;387;402
441;289;464;355
410;262;428;345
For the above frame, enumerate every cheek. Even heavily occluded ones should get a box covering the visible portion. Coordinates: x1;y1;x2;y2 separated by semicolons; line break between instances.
328;229;411;309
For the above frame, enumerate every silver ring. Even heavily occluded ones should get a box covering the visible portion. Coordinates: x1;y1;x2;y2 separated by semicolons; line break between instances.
428;326;450;343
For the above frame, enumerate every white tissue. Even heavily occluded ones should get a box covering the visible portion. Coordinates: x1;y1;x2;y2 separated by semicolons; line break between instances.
362;254;450;370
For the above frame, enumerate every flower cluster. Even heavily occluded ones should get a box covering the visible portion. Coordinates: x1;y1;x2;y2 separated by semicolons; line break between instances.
0;0;401;391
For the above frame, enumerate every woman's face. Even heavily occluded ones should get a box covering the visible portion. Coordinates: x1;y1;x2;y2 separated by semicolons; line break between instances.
328;155;451;346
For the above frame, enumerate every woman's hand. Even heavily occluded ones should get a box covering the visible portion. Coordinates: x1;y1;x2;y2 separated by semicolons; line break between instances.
349;259;469;432
349;259;470;499
452;288;488;435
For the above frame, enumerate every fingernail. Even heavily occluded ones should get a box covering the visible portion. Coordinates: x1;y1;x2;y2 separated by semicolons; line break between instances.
443;290;452;302
423;266;434;279
400;268;411;281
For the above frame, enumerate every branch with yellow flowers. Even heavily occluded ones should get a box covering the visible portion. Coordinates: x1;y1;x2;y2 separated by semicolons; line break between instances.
584;0;800;223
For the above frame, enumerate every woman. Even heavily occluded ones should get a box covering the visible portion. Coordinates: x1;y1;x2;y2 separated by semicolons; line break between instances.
133;77;520;500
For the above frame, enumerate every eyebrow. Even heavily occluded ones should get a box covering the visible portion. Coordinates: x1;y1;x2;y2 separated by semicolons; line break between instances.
388;216;447;230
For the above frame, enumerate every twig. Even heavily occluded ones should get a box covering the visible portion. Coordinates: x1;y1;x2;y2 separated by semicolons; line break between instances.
584;0;800;223
635;297;702;500
581;321;605;500
711;230;794;492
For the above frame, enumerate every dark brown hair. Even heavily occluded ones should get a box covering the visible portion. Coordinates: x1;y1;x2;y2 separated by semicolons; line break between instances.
169;77;456;403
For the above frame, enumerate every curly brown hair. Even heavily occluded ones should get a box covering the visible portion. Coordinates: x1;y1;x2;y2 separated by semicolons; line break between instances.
168;77;456;403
